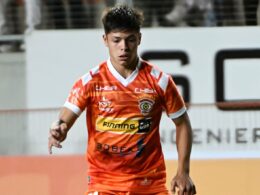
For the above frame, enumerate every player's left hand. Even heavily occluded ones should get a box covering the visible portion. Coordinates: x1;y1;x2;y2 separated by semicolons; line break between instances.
171;173;196;195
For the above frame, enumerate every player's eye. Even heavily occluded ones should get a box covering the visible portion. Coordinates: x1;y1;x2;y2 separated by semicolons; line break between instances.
113;39;120;43
128;37;137;42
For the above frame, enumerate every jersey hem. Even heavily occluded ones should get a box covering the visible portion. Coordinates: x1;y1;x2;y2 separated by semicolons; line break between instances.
87;184;168;194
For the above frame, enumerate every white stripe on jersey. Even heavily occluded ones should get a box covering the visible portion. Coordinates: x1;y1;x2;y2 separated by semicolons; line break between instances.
64;101;82;116
168;107;186;119
150;67;161;79
90;66;100;75
81;72;92;86
158;72;169;92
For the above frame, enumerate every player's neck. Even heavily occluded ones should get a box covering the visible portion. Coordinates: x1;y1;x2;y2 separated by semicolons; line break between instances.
111;57;139;79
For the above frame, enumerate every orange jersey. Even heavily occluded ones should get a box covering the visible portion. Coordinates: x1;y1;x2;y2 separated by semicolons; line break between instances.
64;58;186;194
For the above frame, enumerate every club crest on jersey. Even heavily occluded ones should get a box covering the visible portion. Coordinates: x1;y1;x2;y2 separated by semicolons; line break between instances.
138;98;154;115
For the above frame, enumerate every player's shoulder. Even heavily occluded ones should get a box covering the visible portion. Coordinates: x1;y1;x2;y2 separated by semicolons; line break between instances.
80;61;106;86
140;59;171;92
140;59;169;80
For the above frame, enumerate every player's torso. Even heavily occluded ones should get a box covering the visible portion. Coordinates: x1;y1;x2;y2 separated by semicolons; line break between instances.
86;61;165;174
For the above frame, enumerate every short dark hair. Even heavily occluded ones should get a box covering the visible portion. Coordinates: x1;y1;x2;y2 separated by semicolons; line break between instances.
102;5;144;34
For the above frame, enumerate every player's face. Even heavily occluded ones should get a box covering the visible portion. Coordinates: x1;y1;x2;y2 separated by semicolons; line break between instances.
103;30;141;69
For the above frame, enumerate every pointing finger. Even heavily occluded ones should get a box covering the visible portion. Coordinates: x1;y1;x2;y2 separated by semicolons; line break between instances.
171;180;177;194
48;137;62;154
178;184;185;195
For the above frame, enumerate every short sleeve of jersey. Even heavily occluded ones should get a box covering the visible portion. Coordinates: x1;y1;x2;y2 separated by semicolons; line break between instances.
64;75;90;116
162;74;186;119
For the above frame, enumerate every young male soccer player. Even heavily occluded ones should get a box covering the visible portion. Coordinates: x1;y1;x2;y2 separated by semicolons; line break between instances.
48;5;196;195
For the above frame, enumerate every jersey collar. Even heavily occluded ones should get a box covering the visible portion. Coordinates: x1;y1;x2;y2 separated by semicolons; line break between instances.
107;57;142;87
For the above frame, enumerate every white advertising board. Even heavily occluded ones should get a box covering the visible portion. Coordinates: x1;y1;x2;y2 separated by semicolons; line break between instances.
25;27;260;158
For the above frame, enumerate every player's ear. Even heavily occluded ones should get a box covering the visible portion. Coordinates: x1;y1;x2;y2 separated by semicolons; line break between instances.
103;34;108;47
138;33;142;45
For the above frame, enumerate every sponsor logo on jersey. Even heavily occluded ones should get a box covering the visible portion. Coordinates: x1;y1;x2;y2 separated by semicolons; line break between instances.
95;137;146;157
96;116;151;134
138;98;155;115
135;88;155;94
96;85;117;91
98;96;114;113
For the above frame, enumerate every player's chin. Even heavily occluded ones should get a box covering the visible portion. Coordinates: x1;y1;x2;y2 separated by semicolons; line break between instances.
117;59;129;66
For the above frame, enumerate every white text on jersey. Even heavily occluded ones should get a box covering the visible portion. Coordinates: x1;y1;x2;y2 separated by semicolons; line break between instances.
135;88;155;94
96;85;117;91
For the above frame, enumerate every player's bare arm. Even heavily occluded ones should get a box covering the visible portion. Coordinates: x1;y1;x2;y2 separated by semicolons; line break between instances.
171;112;196;195
48;107;78;154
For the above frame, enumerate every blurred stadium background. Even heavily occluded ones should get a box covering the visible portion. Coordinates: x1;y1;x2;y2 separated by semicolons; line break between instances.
1;0;260;194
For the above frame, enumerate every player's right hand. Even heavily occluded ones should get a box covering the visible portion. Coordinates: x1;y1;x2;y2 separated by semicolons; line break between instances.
48;120;68;154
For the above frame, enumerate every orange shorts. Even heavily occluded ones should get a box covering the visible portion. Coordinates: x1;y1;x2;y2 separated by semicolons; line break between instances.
87;190;169;195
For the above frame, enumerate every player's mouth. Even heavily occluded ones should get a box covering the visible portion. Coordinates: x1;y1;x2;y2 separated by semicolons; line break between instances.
119;54;129;61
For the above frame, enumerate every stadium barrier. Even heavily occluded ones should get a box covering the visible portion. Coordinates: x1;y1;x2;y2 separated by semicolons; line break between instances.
0;104;260;194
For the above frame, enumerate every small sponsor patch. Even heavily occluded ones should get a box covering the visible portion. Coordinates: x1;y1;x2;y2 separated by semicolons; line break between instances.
98;96;113;113
138;118;152;133
140;177;152;186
